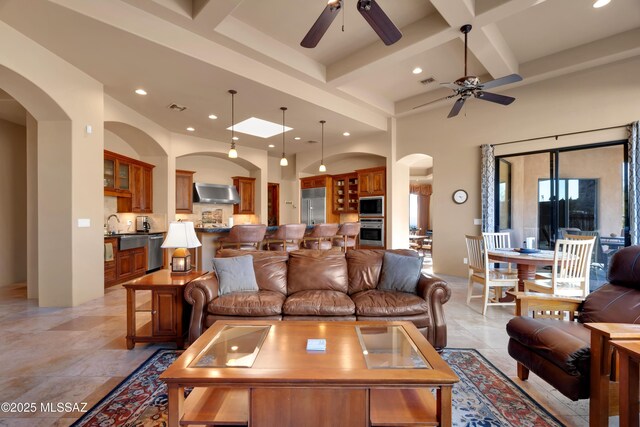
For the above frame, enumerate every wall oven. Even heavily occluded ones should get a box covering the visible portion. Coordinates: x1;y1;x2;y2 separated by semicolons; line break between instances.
359;196;384;217
360;218;384;247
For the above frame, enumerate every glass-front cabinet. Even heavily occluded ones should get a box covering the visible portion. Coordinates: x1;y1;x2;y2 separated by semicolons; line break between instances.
104;151;131;196
332;173;359;214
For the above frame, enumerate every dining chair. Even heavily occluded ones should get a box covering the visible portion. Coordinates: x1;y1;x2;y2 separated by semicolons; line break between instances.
216;224;267;251
523;236;595;298
264;224;307;252
465;235;518;315
301;223;339;250
482;231;513;272
332;222;360;252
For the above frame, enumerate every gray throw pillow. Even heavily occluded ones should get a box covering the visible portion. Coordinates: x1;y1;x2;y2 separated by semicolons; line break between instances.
211;255;259;296
377;252;422;294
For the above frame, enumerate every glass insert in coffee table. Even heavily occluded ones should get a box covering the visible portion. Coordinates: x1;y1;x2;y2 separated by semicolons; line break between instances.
189;325;270;368
356;325;431;369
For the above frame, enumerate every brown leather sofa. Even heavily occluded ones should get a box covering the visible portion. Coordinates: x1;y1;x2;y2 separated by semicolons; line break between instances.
185;248;450;350
506;244;640;401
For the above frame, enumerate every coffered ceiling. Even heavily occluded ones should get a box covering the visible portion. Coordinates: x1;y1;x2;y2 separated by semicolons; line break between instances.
0;0;638;155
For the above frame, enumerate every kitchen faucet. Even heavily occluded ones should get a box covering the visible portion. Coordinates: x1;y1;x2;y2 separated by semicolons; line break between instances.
107;214;120;234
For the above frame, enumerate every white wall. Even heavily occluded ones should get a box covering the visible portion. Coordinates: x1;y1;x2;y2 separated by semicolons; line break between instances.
0;119;26;287
398;57;640;277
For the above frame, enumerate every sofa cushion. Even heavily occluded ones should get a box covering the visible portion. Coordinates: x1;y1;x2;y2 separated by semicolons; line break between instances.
287;250;348;295
283;290;355;316
377;252;422;293
579;283;640;324
208;290;285;316
506;317;590;377
211;255;259;296
217;249;288;295
347;249;421;295
607;245;640;288
352;289;428;316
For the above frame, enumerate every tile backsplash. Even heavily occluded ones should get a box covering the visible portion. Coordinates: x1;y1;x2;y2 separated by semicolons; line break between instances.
103;197;167;233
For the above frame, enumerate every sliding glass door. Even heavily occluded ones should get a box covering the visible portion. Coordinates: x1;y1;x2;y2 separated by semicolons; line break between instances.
496;142;627;289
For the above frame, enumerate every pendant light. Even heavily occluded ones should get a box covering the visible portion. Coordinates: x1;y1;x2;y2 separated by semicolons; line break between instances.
279;107;288;166
318;120;327;172
228;90;238;159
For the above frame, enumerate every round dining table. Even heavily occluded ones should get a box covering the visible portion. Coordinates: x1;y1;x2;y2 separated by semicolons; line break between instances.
488;249;556;300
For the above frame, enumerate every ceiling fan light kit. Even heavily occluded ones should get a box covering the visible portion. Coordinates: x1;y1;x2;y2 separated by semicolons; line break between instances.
301;0;402;48
413;24;523;117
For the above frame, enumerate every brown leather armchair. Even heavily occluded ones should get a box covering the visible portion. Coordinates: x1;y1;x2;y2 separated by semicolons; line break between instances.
506;245;640;422
302;223;339;250
333;222;360;252
217;224;267;250
265;224;307;251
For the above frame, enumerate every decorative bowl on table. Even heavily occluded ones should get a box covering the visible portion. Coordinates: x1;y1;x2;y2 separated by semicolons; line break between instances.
514;248;540;254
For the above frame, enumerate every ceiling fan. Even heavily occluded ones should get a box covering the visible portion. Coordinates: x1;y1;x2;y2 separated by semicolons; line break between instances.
301;0;402;48
413;24;523;118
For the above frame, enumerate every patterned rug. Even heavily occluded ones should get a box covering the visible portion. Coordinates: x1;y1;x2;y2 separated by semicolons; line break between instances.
72;348;564;427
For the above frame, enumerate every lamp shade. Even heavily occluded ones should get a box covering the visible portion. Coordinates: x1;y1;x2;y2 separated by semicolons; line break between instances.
161;221;202;249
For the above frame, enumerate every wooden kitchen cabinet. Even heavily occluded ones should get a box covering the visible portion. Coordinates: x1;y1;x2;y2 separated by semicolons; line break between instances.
104;151;132;197
117;247;146;282
104;237;118;287
300;175;330;189
357;167;386;196
233;176;256;215
176;169;195;214
332;173;359;214
114;157;154;213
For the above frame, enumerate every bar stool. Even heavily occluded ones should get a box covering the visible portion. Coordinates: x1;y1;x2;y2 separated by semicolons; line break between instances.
302;223;339;250
332;222;360;252
217;224;267;251
264;224;307;252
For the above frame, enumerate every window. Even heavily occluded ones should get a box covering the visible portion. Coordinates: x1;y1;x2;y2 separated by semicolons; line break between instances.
409;194;418;229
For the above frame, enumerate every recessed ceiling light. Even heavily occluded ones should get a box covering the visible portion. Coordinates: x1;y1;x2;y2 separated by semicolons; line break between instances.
232;136;239;141
135;89;147;95
593;0;611;7
343;132;350;136
268;144;275;148
208;114;217;120
186;127;195;132
227;117;292;138
412;67;423;74
294;137;301;140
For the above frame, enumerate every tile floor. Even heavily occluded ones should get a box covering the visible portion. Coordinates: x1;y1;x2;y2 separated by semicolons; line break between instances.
0;263;606;426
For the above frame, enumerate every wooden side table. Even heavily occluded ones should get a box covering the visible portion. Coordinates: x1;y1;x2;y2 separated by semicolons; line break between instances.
585;323;640;427
123;269;206;349
610;340;640;427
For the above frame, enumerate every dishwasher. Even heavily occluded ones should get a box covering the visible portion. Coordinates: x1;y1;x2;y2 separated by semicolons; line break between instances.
147;234;164;273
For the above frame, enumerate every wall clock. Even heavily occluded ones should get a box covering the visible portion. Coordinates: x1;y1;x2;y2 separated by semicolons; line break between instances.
452;189;468;204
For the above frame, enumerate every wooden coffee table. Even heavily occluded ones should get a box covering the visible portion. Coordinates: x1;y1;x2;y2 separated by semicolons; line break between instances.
161;320;459;427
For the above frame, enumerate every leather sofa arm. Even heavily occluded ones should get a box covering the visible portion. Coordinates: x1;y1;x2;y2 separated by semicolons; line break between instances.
184;272;219;345
417;273;451;351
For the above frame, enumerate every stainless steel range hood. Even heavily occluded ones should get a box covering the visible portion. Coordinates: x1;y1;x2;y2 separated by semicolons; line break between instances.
193;183;240;204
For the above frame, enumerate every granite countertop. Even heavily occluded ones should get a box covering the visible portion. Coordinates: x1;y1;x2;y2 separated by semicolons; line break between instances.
104;231;166;238
195;225;314;233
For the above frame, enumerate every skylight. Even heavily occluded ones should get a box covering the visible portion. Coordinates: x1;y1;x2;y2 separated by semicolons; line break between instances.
227;117;292;139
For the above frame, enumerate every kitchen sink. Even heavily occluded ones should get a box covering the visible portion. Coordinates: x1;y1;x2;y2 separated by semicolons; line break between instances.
119;234;149;250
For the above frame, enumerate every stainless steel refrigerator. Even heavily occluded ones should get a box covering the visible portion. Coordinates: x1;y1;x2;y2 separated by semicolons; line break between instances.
301;188;326;225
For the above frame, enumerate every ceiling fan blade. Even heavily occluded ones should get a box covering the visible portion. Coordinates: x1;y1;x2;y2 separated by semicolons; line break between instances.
412;94;456;110
481;73;522;90
357;0;402;46
447;97;466;118
301;1;342;48
475;91;516;105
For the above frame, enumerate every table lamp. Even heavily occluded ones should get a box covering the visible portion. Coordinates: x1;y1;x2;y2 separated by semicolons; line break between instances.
161;221;201;275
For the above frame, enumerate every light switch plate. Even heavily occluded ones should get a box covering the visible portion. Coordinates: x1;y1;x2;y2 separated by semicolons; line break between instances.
77;218;91;228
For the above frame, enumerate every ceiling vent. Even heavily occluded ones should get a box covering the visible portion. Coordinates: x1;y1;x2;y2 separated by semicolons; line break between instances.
167;103;187;112
420;77;436;85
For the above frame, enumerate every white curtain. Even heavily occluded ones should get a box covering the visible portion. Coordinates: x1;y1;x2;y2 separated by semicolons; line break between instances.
629;121;640;245
481;144;495;233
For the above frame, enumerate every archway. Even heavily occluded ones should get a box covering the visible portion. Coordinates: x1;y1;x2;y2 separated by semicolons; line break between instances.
398;153;434;272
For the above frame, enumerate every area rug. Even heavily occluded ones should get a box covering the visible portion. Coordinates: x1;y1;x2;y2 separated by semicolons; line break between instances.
72;348;564;427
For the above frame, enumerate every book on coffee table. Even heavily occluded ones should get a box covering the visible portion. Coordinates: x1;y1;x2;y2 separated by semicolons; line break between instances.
306;339;326;351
